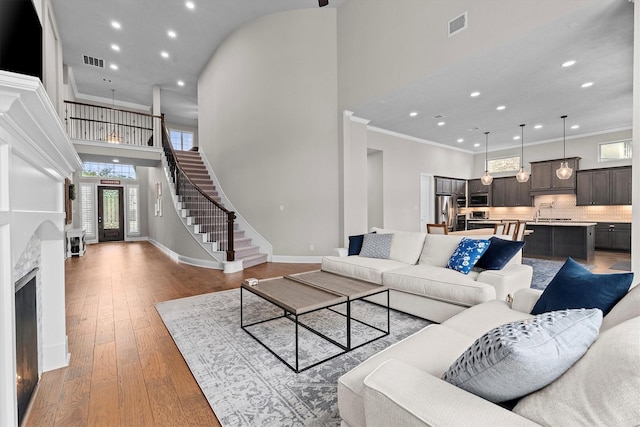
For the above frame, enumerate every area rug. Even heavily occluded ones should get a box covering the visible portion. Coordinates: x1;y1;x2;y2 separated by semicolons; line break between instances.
610;261;632;271
523;257;594;290
156;289;430;427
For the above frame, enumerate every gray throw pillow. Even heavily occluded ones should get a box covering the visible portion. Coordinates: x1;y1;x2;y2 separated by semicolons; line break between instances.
359;233;393;259
442;308;602;403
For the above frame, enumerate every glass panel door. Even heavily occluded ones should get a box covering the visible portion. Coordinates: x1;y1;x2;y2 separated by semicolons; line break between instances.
98;186;124;242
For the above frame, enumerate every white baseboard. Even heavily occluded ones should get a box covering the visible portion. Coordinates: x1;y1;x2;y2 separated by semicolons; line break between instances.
147;238;223;269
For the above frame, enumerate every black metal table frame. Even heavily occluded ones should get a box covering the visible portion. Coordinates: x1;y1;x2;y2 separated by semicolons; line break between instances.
241;286;389;373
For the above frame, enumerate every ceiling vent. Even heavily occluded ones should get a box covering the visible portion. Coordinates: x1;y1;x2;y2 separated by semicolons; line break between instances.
448;12;467;37
433;114;446;119
82;55;104;68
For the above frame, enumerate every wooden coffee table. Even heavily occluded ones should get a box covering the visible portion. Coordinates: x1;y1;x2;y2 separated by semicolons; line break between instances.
240;270;389;372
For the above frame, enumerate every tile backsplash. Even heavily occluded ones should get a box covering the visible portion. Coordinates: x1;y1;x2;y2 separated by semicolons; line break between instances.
466;194;632;222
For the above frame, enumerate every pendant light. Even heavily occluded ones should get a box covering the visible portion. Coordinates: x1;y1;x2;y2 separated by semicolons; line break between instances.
107;89;121;143
515;124;530;182
555;115;572;179
480;131;493;185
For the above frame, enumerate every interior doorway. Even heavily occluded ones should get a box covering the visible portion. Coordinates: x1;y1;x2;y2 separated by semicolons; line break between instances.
97;186;124;242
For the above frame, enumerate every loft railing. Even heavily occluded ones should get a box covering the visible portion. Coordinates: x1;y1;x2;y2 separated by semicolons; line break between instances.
161;124;236;262
64;100;162;148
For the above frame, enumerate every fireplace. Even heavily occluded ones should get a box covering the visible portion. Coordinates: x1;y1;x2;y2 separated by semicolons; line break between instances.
15;268;38;425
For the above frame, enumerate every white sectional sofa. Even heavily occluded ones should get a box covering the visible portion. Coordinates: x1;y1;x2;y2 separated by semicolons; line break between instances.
322;228;533;323
337;284;640;427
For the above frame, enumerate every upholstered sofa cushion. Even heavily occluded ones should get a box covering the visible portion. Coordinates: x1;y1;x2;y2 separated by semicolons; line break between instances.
321;255;408;285
531;257;633;315
442;308;602;403
371;228;427;265
382;265;497;307
601;284;640;332
513;317;640;425
419;234;465;267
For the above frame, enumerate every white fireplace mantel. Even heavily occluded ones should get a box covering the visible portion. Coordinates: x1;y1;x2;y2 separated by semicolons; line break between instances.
0;71;81;427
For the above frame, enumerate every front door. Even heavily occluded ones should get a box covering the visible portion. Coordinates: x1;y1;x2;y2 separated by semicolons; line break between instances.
98;186;124;242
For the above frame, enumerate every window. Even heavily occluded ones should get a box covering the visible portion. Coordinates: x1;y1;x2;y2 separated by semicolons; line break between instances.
599;140;632;162
82;162;137;179
487;156;520;173
80;183;96;239
128;185;139;234
170;129;193;151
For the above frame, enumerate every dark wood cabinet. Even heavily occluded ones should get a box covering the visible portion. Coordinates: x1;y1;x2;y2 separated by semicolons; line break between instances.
468;179;487;194
610;167;632;205
491;177;532;207
530;157;580;195
452;179;466;196
595;222;631;252
576;166;631;206
576;169;610;205
435;177;466;196
523;224;595;260
435;177;452;195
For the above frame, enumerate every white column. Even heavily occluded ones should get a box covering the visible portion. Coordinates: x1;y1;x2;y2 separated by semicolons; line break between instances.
152;85;162;147
40;238;69;371
0;223;17;427
632;1;639;274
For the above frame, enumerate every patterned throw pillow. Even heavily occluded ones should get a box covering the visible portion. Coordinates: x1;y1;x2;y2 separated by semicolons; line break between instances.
359;233;393;259
442;308;602;403
446;238;491;274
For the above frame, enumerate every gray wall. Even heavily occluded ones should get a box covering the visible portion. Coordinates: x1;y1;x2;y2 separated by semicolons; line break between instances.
198;9;339;255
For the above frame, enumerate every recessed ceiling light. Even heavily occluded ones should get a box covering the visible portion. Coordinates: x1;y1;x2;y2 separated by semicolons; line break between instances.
513;136;520;140
409;111;418;117
167;30;177;38
177;80;185;86
161;51;169;58
110;63;118;70
581;82;594;88
571;125;580;129
111;21;121;30
473;143;480;147
185;1;195;9
470;91;480;97
111;44;120;52
496;105;506;111
562;60;576;68
112;159;120;163
534;124;542;129
457;138;464;143
437;121;445;126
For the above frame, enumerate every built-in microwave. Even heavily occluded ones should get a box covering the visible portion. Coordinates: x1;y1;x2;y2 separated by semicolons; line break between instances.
469;193;489;207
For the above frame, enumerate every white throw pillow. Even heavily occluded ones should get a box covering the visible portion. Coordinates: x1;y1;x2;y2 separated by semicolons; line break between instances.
513;317;640;425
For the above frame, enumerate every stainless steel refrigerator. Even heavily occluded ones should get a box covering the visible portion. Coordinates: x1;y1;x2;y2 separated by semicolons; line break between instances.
435;195;457;231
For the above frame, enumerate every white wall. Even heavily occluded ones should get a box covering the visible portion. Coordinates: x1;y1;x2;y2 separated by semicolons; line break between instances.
198;8;339;255
366;128;474;232
472;129;633;178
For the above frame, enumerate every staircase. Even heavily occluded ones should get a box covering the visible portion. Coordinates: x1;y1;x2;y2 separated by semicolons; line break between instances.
171;150;268;269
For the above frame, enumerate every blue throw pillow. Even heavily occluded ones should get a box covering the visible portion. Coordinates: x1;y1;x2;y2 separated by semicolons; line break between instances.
531;257;633;315
348;234;365;256
446;238;491;274
475;237;525;270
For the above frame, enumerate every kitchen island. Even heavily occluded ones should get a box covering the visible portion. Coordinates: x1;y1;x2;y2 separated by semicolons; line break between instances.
523;221;596;260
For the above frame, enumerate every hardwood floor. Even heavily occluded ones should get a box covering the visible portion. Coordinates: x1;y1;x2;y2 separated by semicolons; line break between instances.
24;241;630;426
25;241;320;427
